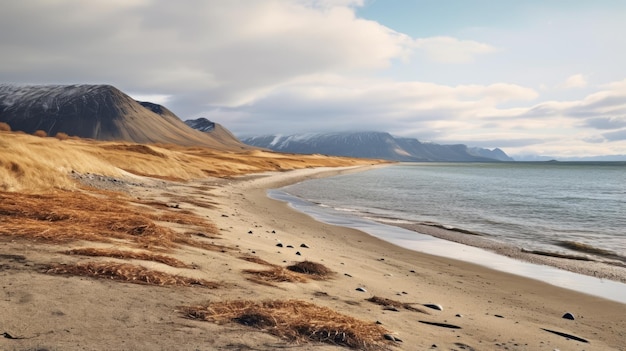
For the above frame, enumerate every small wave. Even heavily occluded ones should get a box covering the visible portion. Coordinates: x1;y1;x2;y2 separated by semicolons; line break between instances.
520;248;594;261
334;207;359;213
556;240;626;263
419;222;484;236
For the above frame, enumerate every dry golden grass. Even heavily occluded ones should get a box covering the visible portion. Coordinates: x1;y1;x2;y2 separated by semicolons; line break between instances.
181;300;391;350
1;130;384;192
239;255;276;266
0;190;217;250
64;248;190;268
33;130;47;138
366;296;429;314
243;266;309;284
46;262;219;288
286;260;335;280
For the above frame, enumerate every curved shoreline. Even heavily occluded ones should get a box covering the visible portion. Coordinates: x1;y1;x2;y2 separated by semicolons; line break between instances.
271;166;626;285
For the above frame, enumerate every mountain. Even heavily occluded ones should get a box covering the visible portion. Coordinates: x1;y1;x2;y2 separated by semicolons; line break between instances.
0;84;247;150
239;132;513;162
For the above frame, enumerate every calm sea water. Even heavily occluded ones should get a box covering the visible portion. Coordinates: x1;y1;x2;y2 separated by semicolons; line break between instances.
281;162;626;259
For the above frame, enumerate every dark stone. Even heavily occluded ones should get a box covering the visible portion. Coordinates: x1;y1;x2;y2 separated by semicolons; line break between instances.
562;312;575;320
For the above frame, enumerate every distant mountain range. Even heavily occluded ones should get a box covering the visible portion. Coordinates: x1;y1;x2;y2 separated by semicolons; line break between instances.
237;132;514;162
0;84;247;150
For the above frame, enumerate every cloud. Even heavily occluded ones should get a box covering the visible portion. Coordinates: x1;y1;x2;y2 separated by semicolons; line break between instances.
603;128;626;141
560;74;588;89
0;0;412;109
413;36;497;64
583;116;626;130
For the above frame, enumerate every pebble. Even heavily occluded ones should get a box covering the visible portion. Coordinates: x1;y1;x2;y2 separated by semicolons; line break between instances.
276;243;283;247
423;304;443;311
300;243;309;248
248;230;253;234
562;312;575;320
344;273;352;277
355;287;367;292
295;251;301;256
383;334;402;342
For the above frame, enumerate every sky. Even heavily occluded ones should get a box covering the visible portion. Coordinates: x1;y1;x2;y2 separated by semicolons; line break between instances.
1;0;626;158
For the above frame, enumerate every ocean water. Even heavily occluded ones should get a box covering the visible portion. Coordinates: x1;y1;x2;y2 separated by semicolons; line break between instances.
279;162;626;264
271;162;626;302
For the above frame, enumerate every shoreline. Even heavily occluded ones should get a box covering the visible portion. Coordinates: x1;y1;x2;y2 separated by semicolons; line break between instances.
271;166;626;286
268;189;626;303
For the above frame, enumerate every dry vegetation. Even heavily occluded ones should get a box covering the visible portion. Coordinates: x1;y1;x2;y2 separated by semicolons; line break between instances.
46;262;219;288
366;296;429;314
241;257;334;285
0;190;216;250
0;130;382;192
64;248;190;268
286;260;335;279
181;300;392;350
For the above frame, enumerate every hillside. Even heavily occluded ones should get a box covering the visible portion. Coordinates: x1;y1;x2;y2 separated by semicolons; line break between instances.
0;84;246;150
239;132;513;162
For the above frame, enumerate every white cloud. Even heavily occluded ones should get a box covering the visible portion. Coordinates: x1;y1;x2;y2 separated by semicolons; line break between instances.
560;74;588;89
414;36;497;64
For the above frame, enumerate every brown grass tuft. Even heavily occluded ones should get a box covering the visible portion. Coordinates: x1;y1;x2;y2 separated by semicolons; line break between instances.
55;132;70;140
64;248;190;268
243;266;309;284
286;260;334;280
239;255;276;266
0;122;10;132
46;262;218;288
366;296;429;314
33;130;47;138
181;300;391;350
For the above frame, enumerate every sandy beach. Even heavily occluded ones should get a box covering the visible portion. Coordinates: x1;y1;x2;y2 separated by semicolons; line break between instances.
2;165;625;350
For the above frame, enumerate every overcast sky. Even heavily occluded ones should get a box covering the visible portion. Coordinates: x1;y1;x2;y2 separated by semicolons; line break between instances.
2;0;626;157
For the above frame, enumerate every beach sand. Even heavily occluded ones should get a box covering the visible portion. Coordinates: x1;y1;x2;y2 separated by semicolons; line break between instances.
1;166;625;350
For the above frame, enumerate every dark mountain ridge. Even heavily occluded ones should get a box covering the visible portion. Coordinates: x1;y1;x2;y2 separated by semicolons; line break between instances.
0;84;247;150
240;132;513;162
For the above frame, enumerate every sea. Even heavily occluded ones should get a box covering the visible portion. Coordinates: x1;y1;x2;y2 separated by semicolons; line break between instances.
269;162;626;303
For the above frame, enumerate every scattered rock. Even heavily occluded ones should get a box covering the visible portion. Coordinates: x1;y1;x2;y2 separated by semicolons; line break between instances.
221;214;229;217
384;334;402;342
295;251;301;256
423;304;443;311
271;230;276;233
494;314;504;318
355;287;367;292
248;230;253;234
562;312;575;320
540;328;588;343
410;270;416;273
344;273;352;277
375;320;383;325
276;243;283;247
419;321;462;329
300;243;310;248
286;245;294;248
455;314;463;318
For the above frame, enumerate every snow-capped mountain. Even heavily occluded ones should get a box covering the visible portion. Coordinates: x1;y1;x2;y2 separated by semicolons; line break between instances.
0;84;246;150
240;132;514;162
